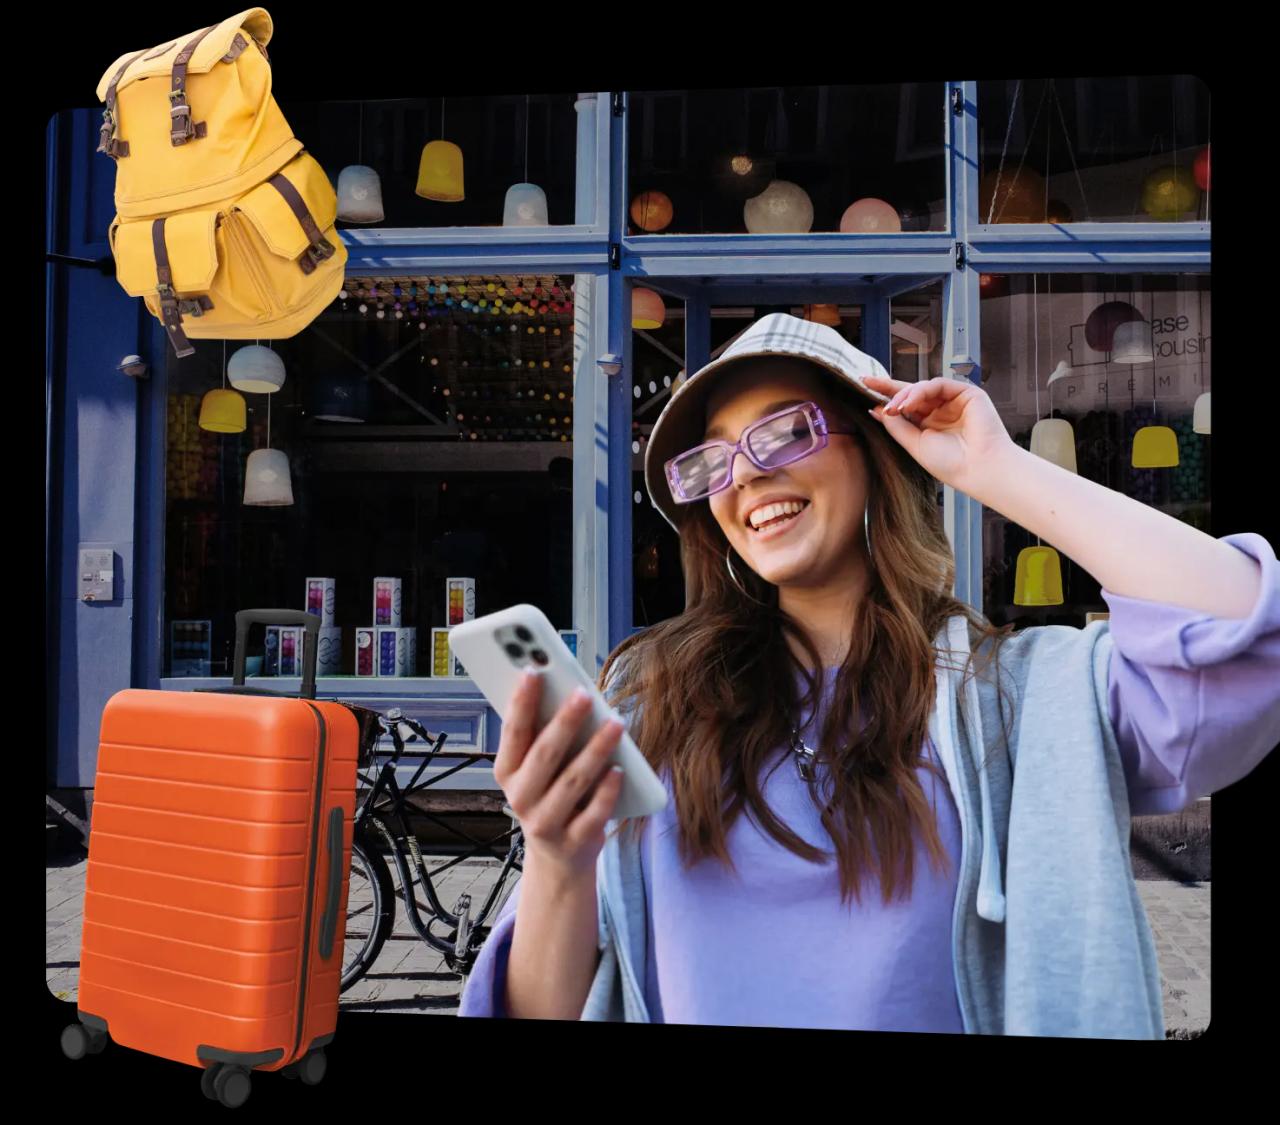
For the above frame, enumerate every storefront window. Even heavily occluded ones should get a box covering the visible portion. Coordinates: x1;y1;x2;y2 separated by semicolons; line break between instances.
980;273;1210;627
163;274;577;678
626;85;948;236
279;96;582;229
974;77;1210;224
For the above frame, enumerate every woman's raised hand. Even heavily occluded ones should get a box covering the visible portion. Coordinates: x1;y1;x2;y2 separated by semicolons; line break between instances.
492;670;626;885
862;374;1017;494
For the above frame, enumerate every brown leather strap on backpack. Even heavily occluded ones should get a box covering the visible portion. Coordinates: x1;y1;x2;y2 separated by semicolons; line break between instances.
169;25;218;147
268;172;337;276
152;218;212;358
97;48;149;160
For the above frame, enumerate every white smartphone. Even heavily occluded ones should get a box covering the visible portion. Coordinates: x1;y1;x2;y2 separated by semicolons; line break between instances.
448;604;667;819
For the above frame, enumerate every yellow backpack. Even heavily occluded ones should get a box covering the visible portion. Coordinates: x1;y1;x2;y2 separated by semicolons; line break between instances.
96;8;346;357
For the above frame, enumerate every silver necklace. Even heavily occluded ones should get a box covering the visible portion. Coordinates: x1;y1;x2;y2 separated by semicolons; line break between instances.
789;726;821;783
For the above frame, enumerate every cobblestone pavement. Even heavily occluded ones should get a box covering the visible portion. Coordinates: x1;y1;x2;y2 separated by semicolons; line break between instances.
46;856;1209;1035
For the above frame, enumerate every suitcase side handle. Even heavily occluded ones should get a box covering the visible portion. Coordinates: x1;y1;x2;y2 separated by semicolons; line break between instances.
233;609;320;699
319;806;344;960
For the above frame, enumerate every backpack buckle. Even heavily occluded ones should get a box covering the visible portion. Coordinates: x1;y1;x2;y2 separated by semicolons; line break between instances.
170;103;194;145
299;238;336;275
178;296;213;317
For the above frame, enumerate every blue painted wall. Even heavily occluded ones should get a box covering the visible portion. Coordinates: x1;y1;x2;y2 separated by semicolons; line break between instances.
47;109;150;786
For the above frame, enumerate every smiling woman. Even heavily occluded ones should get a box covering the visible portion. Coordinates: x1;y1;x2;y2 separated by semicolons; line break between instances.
459;310;1280;1037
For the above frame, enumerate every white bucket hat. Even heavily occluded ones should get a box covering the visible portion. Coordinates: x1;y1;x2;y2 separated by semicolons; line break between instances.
643;312;894;532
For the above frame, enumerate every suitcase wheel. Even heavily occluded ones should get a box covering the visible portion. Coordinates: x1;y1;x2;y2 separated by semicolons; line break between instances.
298;1049;327;1086
281;1048;326;1086
213;1065;251;1109
201;1063;222;1100
61;1024;107;1060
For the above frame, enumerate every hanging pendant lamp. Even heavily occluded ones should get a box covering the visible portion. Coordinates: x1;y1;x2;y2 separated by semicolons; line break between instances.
803;303;841;327
744;181;814;234
337;105;384;223
200;341;247;433
1029;277;1077;473
1130;281;1178;468
839;198;902;233
1014;543;1065;606
1112;319;1154;365
1016;274;1064;607
228;343;286;393
244;393;294;506
632;288;666;330
503;96;548;226
417;98;464;202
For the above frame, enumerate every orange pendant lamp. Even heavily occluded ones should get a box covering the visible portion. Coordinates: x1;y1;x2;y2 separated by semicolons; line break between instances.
632;288;666;330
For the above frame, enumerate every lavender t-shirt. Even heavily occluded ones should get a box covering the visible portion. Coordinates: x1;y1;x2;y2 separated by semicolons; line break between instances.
639;670;965;1031
458;532;1280;1028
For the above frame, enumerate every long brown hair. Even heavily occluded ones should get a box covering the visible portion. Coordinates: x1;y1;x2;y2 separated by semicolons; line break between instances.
600;371;1016;908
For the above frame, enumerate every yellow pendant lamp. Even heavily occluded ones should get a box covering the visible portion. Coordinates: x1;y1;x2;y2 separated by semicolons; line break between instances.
199;341;247;433
1015;273;1063;607
417;98;464;202
1014;543;1065;606
1127;283;1178;468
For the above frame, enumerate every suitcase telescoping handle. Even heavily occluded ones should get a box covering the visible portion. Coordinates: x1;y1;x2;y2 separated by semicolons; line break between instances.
233;609;321;700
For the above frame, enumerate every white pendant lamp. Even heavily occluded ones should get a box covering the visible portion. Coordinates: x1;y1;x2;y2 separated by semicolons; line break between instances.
744;180;814;234
503;96;549;226
1029;275;1078;474
244;393;294;506
1193;392;1211;435
504;183;548;226
1112;318;1154;365
228;343;286;393
337;106;384;223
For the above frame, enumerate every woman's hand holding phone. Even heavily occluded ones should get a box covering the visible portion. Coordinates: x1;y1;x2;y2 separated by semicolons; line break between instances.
493;669;626;886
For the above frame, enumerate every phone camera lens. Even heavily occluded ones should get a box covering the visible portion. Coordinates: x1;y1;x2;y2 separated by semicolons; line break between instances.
530;648;549;666
514;625;534;643
504;643;524;659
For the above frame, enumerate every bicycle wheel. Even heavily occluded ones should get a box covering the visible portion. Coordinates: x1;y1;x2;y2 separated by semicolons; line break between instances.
341;835;395;993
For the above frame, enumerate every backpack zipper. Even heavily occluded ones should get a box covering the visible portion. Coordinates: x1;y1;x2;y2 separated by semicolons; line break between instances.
223;212;278;319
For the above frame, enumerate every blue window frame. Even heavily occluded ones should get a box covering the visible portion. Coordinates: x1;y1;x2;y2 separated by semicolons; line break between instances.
50;79;1211;784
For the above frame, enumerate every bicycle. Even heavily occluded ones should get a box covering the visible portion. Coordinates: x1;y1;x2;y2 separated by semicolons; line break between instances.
338;705;524;992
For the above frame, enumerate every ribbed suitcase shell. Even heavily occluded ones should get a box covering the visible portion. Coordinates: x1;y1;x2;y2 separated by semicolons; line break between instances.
77;688;358;1072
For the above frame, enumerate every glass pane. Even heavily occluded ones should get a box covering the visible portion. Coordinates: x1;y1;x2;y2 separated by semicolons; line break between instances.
980;274;1211;627
626;85;947;236
163;274;578;678
974;77;1210;224
279;96;582;229
632;303;866;629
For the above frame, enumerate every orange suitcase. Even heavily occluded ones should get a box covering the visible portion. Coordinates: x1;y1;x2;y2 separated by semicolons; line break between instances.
61;610;361;1108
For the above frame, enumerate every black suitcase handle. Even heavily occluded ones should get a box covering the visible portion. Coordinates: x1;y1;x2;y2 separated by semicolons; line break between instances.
233;609;321;699
319;806;344;960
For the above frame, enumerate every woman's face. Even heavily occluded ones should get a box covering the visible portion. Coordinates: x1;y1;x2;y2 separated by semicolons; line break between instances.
703;363;870;591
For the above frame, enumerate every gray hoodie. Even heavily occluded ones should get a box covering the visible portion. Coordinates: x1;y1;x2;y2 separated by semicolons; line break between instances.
581;614;1165;1036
